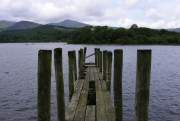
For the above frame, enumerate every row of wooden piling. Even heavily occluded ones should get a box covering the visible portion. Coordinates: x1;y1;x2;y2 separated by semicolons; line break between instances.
37;48;151;121
38;47;86;121
95;49;113;91
95;48;151;121
69;47;86;99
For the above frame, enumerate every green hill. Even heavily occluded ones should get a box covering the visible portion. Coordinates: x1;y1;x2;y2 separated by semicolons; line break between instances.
6;21;41;30
49;19;89;28
0;20;15;31
0;25;180;45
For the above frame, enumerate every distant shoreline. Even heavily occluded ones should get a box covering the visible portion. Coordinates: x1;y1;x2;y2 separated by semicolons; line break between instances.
0;41;180;46
1;26;180;45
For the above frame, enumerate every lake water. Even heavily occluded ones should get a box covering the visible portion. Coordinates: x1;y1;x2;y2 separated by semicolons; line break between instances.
0;43;180;121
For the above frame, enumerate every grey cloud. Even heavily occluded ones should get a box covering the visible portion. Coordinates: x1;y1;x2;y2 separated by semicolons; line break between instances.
0;0;180;28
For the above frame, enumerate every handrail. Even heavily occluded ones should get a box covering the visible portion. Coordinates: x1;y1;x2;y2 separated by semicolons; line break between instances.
85;53;95;59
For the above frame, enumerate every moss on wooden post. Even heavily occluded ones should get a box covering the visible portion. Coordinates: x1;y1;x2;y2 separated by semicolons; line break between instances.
68;51;75;99
135;50;152;121
54;48;65;121
38;50;52;121
113;49;123;121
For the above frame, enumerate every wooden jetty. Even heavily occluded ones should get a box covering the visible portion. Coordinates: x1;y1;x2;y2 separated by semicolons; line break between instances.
66;65;115;121
37;48;152;121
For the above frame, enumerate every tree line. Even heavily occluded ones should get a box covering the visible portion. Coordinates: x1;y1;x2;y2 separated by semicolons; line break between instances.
0;25;180;44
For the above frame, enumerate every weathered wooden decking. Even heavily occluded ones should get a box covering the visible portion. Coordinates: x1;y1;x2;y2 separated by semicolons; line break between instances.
66;64;115;121
38;48;151;121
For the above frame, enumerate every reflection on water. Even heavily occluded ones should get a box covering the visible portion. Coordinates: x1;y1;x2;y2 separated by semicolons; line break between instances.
0;43;180;121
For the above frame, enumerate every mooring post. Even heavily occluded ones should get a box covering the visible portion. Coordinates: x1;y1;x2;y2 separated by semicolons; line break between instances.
95;48;98;66
103;50;107;80
72;51;77;81
96;48;100;68
96;49;99;67
54;48;65;121
108;51;112;80
68;51;75;99
135;50;152;121
83;48;86;64
98;49;101;68
38;50;52;121
78;49;84;79
113;49;123;121
99;51;103;72
84;47;87;58
107;51;112;91
106;51;109;89
78;49;81;78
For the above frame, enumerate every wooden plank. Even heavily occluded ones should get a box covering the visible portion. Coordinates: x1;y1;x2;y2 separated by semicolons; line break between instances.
95;67;115;121
73;69;89;121
102;81;115;121
74;79;81;91
95;68;108;121
85;106;96;121
66;66;115;121
89;66;94;81
65;79;85;121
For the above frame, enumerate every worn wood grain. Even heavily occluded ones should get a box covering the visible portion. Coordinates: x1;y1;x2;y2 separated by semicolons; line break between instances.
85;106;96;121
65;79;85;121
66;65;115;121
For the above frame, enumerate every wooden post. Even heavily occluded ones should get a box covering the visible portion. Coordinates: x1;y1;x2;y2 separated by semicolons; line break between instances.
78;49;81;75
103;50;107;80
135;50;152;121
99;51;102;72
54;48;65;121
98;49;102;68
107;51;112;91
78;49;81;78
113;49;123;121
82;48;85;64
38;50;52;121
96;48;100;68
68;51;75;99
84;47;87;58
105;51;108;81
78;49;84;79
108;51;112;80
95;48;98;66
72;51;77;81
96;49;99;67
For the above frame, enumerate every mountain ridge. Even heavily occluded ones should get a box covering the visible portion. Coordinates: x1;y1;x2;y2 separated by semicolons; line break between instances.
0;20;16;31
6;21;41;30
49;19;90;28
168;28;180;33
0;19;180;33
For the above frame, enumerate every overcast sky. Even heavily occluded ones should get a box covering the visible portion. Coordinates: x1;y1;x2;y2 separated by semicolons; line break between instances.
0;0;180;28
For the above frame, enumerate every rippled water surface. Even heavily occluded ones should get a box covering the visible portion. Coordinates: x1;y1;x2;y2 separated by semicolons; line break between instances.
0;43;180;121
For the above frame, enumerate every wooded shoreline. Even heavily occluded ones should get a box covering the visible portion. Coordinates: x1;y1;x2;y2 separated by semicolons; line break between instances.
1;26;180;44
